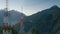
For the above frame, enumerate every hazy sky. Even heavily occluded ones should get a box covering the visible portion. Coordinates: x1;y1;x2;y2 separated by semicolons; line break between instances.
0;0;60;16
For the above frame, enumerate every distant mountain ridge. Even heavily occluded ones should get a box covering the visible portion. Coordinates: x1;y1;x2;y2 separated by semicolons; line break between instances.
23;5;60;34
0;10;25;26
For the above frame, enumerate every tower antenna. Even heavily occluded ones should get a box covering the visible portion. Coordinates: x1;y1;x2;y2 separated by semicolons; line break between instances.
3;0;9;26
3;0;12;34
6;0;8;11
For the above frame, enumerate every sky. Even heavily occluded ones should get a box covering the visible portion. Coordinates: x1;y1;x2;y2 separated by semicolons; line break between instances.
0;0;60;16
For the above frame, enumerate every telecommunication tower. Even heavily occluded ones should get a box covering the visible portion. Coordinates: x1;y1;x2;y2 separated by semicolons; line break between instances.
4;0;9;25
3;0;12;34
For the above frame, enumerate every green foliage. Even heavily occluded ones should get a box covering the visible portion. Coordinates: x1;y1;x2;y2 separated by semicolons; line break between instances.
30;26;39;34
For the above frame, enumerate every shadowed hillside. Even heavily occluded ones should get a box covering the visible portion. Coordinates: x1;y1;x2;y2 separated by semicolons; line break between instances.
25;5;60;34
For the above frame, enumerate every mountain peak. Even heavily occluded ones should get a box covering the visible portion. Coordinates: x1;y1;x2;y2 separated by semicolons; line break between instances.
51;5;59;9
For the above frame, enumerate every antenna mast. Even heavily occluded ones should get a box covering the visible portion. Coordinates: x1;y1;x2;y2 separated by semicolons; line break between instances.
6;0;8;11
3;0;9;26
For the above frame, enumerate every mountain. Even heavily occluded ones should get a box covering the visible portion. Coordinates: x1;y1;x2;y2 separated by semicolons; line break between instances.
10;5;60;34
6;5;60;34
26;5;60;34
0;10;25;26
